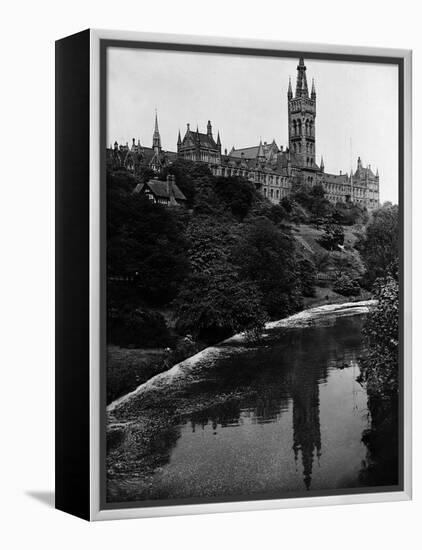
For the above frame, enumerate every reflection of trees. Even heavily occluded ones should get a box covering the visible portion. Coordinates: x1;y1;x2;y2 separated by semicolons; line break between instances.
359;394;399;487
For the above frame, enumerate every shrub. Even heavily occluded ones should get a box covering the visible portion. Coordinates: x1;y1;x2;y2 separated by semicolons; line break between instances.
108;307;173;348
333;274;360;296
319;222;345;251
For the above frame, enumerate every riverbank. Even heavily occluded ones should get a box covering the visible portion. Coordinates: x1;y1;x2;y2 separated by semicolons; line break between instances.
108;300;375;419
106;290;373;406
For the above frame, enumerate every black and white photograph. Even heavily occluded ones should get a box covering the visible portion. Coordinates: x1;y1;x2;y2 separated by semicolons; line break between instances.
104;44;402;507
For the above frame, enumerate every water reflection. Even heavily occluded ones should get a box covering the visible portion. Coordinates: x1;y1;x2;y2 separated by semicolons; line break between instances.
291;354;322;490
107;312;397;503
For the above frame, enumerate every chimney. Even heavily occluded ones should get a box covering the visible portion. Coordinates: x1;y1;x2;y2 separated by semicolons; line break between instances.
167;174;177;205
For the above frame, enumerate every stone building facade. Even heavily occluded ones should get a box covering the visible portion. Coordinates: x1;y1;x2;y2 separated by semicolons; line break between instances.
107;58;380;211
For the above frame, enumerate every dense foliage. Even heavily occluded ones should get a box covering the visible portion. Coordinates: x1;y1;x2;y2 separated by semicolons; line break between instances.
107;307;173;349
360;277;399;395
107;165;317;347
356;203;399;287
333;273;360;296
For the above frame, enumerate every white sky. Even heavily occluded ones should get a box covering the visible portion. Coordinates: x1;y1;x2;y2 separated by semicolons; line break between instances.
107;47;398;204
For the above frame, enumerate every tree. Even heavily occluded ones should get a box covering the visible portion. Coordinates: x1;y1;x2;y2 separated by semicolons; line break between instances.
213;176;259;220
233;218;303;319
107;171;190;306
318;221;344;251
175;263;266;343
356;203;399;287
297;257;317;297
334;201;368;226
161;159;212;207
333;274;360;296
291;182;332;223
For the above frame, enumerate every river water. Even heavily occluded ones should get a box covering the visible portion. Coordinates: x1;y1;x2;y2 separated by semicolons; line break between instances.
108;301;393;503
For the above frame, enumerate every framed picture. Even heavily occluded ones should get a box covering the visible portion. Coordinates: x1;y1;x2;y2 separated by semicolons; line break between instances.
55;29;412;521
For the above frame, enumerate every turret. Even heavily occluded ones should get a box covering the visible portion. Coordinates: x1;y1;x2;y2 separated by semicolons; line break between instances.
288;77;293;100
207;120;213;137
311;78;316;100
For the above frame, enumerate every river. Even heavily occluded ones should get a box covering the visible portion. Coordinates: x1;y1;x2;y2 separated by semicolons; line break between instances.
107;300;395;504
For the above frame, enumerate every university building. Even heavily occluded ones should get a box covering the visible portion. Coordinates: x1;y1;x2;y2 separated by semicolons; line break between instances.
107;58;380;211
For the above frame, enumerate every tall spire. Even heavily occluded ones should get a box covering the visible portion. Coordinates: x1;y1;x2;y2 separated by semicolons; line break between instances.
177;129;182;146
295;58;309;98
288;76;293;100
311;78;316;100
152;109;161;150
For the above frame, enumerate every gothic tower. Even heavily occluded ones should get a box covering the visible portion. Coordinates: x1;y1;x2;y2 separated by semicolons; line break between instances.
288;58;316;168
152;110;161;153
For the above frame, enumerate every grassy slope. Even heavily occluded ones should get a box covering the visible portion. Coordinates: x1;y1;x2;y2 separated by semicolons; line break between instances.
292;223;371;308
107;346;170;404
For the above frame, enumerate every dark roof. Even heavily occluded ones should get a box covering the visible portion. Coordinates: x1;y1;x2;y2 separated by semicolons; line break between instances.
230;145;260;159
181;129;218;150
354;166;376;179
323;173;349;184
134;179;187;201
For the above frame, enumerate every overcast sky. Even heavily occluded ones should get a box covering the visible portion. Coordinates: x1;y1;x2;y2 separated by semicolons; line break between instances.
107;47;398;204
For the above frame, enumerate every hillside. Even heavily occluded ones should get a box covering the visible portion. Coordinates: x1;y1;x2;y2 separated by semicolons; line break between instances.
291;223;371;308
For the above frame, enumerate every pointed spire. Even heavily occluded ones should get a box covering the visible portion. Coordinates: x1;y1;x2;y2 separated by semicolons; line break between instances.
177;130;182;146
257;140;265;160
320;155;324;172
311;78;316;100
288;76;293;100
217;131;221;148
295;57;309;98
152;109;161;150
